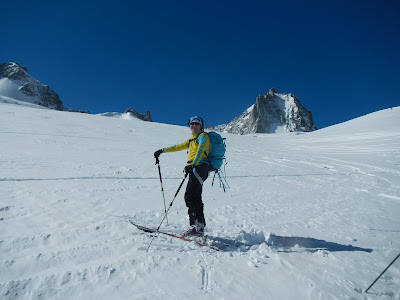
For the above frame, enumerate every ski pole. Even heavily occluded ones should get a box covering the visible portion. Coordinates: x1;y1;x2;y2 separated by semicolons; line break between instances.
365;252;400;293
146;173;188;252
155;159;168;225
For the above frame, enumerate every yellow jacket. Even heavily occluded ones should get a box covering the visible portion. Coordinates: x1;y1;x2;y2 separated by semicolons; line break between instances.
162;131;211;166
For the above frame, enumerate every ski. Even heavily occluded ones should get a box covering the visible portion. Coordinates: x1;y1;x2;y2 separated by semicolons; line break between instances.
129;220;220;251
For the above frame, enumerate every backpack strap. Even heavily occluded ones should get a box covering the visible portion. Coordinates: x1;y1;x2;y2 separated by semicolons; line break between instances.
188;131;205;145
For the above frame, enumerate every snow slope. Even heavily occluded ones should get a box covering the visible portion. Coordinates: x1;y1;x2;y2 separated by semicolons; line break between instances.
0;96;49;110
0;102;399;299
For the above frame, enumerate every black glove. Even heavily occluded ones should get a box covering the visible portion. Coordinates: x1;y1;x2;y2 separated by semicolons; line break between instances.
154;149;163;159
154;149;163;165
184;165;194;175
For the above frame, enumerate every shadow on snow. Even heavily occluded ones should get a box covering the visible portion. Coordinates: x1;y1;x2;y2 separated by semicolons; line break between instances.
266;234;373;253
208;233;373;253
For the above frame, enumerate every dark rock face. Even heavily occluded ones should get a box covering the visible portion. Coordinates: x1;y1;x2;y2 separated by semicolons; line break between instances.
0;62;29;80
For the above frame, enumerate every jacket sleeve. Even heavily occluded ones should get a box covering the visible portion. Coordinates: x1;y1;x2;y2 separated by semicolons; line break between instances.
162;139;190;153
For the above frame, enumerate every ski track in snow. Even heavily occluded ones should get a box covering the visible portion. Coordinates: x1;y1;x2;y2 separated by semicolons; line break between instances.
0;103;400;299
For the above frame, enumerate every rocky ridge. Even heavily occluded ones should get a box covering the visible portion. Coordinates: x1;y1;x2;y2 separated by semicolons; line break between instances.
123;108;152;122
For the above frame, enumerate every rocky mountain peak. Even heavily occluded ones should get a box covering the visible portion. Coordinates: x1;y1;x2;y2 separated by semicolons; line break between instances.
210;89;317;134
0;62;64;111
269;87;276;96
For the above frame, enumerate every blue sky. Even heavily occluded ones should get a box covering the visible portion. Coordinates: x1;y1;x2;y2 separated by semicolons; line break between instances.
2;0;399;129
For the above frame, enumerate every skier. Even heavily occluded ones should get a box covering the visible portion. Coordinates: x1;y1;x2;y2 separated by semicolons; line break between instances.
154;116;210;237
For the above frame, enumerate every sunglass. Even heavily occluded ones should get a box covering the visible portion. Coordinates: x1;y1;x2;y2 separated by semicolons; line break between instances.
190;122;200;126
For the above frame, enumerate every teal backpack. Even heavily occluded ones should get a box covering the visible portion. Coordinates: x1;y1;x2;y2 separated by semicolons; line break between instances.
205;131;226;171
204;131;229;191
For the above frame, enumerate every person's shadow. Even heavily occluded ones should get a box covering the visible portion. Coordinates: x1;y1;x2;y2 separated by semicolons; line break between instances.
265;234;373;253
207;232;373;253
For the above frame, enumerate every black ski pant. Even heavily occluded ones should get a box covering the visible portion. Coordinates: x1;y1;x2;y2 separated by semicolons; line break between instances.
184;164;209;227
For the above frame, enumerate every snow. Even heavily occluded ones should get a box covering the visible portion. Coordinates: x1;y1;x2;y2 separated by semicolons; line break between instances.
0;96;48;110
245;104;255;114
0;78;39;105
0;101;399;299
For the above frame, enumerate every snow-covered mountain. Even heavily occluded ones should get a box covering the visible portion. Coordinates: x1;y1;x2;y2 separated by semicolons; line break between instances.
0;62;154;121
0;62;64;110
211;88;317;134
0;100;399;299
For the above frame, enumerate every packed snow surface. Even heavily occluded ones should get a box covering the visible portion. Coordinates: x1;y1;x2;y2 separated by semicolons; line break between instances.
0;102;399;299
